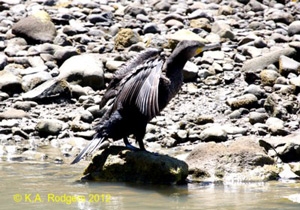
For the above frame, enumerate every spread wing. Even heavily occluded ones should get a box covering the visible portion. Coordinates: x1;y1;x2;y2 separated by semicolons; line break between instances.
106;56;163;120
100;48;161;109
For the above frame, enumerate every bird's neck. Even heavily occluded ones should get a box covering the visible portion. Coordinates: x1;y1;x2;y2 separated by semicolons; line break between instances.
165;50;188;77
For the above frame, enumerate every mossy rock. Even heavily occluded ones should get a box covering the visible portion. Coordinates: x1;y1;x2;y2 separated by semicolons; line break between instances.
82;146;188;185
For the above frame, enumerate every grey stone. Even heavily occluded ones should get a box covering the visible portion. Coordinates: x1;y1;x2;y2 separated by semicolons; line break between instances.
249;111;269;124
11;11;56;43
21;71;53;92
199;125;228;142
279;55;300;76
266;117;287;135
241;47;297;72
12;101;37;112
22;79;71;102
211;21;235;40
36;119;65;136
244;84;266;99
0;70;22;96
183;61;198;82
288;21;300;36
187;137;275;182
58;54;105;90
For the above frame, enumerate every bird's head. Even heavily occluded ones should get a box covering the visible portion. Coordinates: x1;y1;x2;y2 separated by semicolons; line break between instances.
175;40;220;60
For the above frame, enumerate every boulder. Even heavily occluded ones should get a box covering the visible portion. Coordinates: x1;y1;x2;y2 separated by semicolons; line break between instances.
58;54;105;90
186;137;275;182
82;146;188;184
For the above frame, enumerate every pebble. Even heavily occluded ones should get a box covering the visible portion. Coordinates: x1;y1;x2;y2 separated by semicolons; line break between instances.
35;119;65;136
199;125;228;142
226;94;258;110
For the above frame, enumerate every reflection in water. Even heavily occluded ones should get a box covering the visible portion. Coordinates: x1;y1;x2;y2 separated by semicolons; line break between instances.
0;161;300;210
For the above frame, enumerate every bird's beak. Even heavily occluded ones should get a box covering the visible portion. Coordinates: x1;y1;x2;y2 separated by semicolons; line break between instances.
195;43;221;55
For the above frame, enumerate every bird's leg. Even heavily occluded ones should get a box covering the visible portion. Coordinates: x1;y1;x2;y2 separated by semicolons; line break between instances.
123;137;140;151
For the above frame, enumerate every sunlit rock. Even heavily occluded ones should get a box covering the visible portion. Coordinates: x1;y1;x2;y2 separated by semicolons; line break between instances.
82;146;188;184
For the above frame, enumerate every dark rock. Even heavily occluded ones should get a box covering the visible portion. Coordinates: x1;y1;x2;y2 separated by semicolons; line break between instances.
82;146;188;184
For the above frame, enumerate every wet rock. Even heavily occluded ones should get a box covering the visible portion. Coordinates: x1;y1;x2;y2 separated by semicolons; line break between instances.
199;124;228;142
36;119;65;136
241;47;297;72
0;70;22;96
0;108;30;119
21;79;71;102
58;54;105;90
11;11;56;44
114;28;141;49
82;146;188;184
186;137;275;182
226;94;258;110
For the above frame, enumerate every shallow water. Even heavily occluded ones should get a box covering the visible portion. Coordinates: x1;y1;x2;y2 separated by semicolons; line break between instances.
1;160;300;210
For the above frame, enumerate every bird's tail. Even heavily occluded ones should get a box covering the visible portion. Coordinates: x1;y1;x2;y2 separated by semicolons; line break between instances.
70;135;105;164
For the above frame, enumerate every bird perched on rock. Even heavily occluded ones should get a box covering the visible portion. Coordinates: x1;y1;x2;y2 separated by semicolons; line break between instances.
71;40;219;164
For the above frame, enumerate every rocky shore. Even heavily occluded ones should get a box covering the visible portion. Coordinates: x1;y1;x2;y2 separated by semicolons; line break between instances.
0;0;300;183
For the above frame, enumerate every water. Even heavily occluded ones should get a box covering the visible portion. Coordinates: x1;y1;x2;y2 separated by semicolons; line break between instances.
1;160;300;210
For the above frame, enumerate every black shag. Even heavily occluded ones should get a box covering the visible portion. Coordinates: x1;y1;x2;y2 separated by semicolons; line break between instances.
71;40;219;164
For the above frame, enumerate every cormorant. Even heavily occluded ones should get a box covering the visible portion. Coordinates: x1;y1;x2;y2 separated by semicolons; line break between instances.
71;40;219;164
